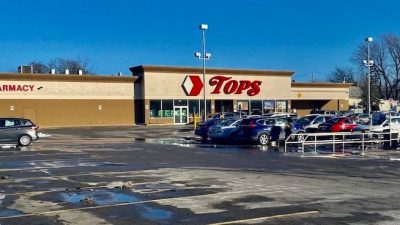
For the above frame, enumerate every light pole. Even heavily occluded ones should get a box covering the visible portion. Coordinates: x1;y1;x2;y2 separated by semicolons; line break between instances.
363;37;374;128
195;24;211;121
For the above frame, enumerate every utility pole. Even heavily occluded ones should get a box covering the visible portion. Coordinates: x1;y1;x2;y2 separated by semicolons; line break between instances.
311;73;316;83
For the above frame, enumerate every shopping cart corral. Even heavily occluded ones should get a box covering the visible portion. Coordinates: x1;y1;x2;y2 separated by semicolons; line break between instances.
285;131;399;154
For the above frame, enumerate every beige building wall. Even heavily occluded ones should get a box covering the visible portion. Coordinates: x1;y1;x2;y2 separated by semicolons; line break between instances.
0;81;133;99
0;99;134;127
0;73;136;127
143;71;292;100
291;85;350;100
291;83;352;116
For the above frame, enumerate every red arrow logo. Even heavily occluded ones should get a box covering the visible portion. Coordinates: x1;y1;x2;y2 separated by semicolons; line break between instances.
182;75;203;96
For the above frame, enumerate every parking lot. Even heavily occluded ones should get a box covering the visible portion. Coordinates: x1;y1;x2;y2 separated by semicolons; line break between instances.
1;125;400;225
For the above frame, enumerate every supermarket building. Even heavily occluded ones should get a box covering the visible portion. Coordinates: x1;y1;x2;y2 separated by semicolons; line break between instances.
0;65;351;127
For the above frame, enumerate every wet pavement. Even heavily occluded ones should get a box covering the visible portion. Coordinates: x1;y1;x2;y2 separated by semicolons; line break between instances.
1;125;400;224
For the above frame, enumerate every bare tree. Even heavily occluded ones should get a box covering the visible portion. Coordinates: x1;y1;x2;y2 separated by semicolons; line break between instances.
48;57;92;75
25;57;94;75
328;66;355;83
352;33;400;107
28;61;50;74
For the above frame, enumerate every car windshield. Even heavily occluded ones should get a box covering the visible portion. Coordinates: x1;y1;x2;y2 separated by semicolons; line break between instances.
295;116;317;125
372;114;387;125
240;119;253;126
219;119;236;126
264;118;276;125
325;117;340;124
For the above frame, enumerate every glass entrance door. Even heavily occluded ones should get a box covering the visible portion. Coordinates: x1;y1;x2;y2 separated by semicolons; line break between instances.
174;106;188;124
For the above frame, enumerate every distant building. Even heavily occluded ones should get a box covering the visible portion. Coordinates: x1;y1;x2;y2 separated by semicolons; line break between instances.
348;86;362;108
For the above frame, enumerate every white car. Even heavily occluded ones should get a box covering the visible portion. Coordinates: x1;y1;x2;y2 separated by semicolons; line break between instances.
370;116;400;133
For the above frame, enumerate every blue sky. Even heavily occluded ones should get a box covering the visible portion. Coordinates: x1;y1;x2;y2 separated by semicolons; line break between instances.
1;0;399;81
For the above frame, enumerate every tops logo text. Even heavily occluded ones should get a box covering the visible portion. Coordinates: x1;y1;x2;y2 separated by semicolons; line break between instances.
182;75;262;96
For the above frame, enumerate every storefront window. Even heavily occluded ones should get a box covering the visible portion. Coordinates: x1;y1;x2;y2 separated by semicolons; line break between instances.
149;100;161;118
237;100;249;116
174;99;188;106
250;100;262;115
200;100;211;118
189;100;200;117
263;100;275;114
276;100;287;113
162;99;173;117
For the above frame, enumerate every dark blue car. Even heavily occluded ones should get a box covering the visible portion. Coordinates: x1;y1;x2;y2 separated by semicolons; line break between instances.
194;118;225;140
235;117;290;145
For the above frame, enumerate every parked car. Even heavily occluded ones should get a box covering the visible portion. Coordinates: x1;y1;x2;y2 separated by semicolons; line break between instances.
317;117;363;132
235;117;291;145
208;118;242;142
348;113;370;125
195;118;225;139
212;112;242;119
370;116;400;133
271;113;298;119
310;109;342;116
0;118;39;146
301;115;336;133
372;112;400;126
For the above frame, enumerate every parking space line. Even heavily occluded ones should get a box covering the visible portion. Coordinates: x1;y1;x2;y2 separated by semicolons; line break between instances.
7;182;284;197
208;210;320;225
0;152;86;158
0;169;155;182
0;158;116;172
0;189;288;220
3;166;244;182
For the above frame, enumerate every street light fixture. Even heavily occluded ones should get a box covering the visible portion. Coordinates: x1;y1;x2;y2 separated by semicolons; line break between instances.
363;37;374;129
195;24;211;121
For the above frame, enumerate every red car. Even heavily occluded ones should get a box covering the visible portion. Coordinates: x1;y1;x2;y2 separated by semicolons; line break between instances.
318;117;359;132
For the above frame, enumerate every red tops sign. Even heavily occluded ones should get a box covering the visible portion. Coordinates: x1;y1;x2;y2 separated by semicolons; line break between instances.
182;75;262;96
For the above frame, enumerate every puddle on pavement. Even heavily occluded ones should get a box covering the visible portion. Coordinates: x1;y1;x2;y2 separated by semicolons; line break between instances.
0;193;26;218
0;161;126;170
133;137;267;151
57;188;173;221
60;189;139;206
140;205;172;220
135;137;374;158
0;208;25;217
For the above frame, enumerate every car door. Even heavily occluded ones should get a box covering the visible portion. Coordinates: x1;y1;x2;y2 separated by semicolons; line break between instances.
0;119;19;143
0;119;7;143
390;118;400;132
309;116;324;129
344;119;356;131
275;118;287;140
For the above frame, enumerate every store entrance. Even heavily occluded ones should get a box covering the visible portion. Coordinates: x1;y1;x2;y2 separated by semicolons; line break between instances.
174;106;188;124
214;100;233;113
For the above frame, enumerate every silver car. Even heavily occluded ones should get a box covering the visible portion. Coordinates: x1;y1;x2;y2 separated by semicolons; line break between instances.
0;118;39;146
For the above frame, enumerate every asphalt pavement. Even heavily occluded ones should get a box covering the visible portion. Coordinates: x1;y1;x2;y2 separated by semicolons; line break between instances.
1;125;400;225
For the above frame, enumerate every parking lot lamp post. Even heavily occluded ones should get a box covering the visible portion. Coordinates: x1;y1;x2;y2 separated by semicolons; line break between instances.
363;37;374;129
195;24;211;121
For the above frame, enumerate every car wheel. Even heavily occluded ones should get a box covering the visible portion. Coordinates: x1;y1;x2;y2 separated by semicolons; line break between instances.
258;133;270;145
18;135;32;146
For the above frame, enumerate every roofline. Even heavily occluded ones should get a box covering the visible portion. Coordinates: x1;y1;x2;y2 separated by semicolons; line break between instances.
0;73;137;83
291;82;353;88
130;65;294;76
